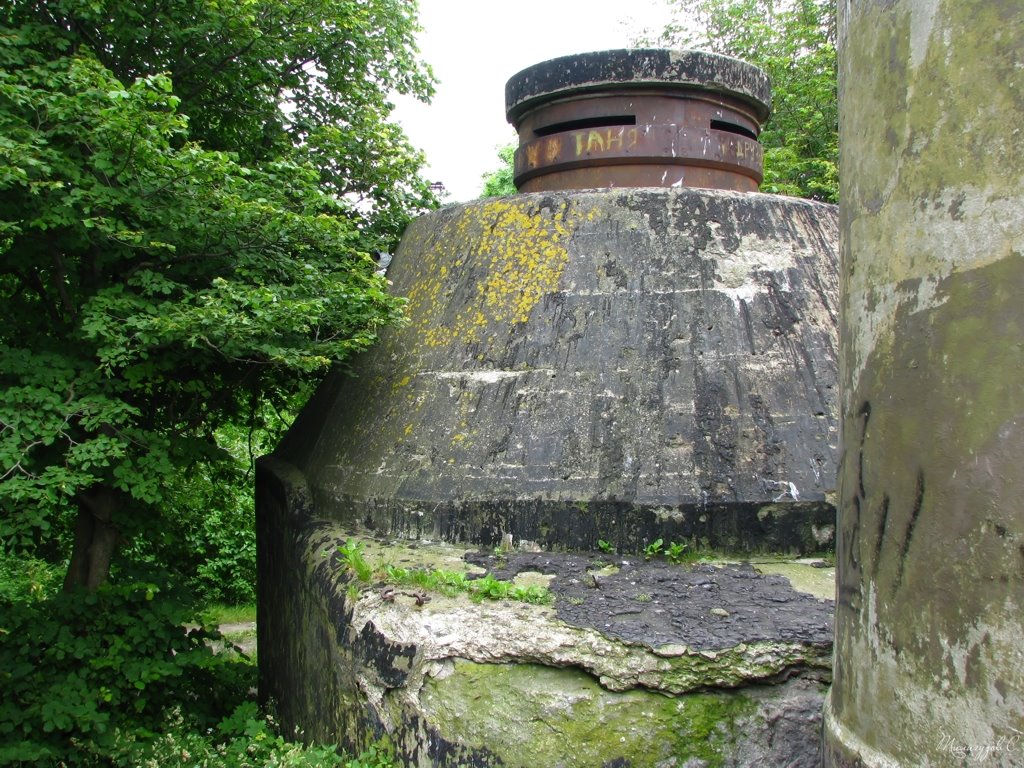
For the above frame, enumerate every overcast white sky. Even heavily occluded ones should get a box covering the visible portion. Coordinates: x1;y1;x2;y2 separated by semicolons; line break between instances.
392;0;678;203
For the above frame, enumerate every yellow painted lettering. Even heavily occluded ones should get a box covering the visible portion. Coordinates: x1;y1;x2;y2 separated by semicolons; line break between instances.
586;131;605;153
545;137;562;162
526;144;540;167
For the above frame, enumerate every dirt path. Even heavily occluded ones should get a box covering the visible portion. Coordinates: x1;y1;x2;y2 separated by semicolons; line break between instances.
218;622;257;656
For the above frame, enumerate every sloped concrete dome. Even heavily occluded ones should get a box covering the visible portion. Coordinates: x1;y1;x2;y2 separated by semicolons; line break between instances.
273;187;839;553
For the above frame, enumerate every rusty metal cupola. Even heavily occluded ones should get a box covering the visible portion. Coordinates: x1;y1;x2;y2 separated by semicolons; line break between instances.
506;49;771;193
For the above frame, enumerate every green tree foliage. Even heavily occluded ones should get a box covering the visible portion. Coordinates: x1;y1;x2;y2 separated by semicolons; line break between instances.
0;574;395;765
0;582;240;764
652;0;838;201
119;420;268;605
479;143;518;198
0;0;437;590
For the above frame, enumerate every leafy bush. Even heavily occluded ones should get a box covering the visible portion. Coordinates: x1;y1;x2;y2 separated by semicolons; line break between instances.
109;702;391;767
117;416;289;606
0;583;247;765
0;578;397;766
0;553;62;604
479;144;517;198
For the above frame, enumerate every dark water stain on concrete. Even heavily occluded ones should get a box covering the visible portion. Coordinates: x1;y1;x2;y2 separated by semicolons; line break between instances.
465;550;834;653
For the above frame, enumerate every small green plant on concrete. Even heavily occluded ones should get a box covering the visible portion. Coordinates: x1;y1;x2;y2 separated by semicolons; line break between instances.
383;565;467;596
469;574;515;600
483;580;550;605
338;540;374;583
644;538;664;560
597;539;615;554
382;566;551;605
634;593;653;603
491;546;509;569
666;541;689;563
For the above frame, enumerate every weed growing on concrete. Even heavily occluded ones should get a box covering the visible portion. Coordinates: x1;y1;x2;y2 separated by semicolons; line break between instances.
665;541;689;563
597;539;615;554
338;540;374;583
382;565;552;605
644;538;664;559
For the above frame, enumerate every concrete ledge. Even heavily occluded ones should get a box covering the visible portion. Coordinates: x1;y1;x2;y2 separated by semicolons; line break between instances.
258;458;835;767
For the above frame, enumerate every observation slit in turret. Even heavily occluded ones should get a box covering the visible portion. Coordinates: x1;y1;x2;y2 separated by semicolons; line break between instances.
505;49;771;193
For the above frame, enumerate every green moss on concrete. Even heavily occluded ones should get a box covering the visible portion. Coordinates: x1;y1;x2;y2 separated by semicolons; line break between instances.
753;561;836;600
675;692;762;767
419;660;761;768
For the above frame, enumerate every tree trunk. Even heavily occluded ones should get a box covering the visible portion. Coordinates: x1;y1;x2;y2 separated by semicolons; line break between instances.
63;485;121;592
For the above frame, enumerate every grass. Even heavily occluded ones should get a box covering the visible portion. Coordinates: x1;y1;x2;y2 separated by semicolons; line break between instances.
337;539;553;605
204;602;257;624
382;565;553;605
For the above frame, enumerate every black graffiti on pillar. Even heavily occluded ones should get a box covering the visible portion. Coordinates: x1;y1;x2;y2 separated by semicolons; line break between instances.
866;473;926;596
837;400;872;614
856;400;870;500
893;470;925;593
871;494;890;579
854;394;926;597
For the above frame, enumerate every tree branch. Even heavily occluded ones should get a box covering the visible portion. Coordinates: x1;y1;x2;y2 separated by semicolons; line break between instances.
49;246;78;323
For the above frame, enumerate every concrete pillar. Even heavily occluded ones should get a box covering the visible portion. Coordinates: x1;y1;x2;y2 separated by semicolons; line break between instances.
825;1;1024;765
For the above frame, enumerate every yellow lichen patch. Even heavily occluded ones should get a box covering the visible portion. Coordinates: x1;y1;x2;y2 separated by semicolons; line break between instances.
402;199;588;349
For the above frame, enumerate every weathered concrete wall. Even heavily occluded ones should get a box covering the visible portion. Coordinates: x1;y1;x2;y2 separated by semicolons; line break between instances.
275;188;839;555
257;455;835;766
825;1;1024;765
